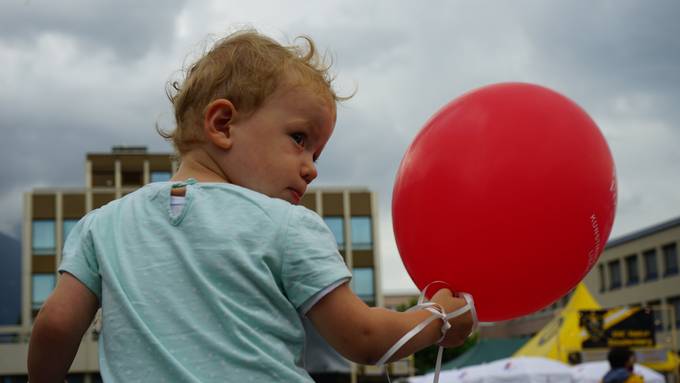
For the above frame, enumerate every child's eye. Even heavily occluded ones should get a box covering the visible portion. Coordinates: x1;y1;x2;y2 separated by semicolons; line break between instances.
291;133;305;146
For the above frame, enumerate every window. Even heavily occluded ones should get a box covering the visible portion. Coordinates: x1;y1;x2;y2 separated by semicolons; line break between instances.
122;171;143;186
643;249;658;281
32;220;55;255
625;254;639;286
608;260;621;290
352;268;375;306
323;217;344;249
65;374;85;383
647;300;663;331
32;274;55;310
662;243;678;277
63;219;78;243
598;264;606;292
667;296;680;329
150;171;172;183
350;216;372;250
92;171;115;187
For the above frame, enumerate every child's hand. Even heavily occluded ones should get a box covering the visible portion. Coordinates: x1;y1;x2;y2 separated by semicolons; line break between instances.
430;288;474;348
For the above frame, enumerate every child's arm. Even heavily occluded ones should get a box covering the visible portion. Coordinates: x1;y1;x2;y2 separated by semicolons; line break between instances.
307;283;473;365
28;272;99;383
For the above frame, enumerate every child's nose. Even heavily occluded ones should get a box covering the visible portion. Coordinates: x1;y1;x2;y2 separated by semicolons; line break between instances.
301;160;317;184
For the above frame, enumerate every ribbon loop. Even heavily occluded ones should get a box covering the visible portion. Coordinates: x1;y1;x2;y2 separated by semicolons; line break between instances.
376;282;478;383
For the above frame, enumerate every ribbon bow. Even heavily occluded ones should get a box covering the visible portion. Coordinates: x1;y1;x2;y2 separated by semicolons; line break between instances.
376;282;478;383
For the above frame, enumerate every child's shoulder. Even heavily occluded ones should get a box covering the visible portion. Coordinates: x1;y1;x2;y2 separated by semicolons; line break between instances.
189;185;332;245
198;184;326;228
195;182;295;212
91;182;323;228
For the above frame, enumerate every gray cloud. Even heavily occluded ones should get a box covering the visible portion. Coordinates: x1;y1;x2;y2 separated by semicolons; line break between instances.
2;0;679;293
0;0;187;59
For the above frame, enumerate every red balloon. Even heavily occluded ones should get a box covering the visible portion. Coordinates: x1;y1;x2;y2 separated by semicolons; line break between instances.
392;83;617;322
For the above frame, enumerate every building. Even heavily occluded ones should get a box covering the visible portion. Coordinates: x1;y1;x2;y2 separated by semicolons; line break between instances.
0;146;389;382
298;188;417;382
481;216;680;354
23;146;177;325
298;187;382;310
583;216;680;349
0;146;177;382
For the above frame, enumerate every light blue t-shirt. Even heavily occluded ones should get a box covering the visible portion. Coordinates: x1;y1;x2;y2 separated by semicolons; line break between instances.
59;182;352;382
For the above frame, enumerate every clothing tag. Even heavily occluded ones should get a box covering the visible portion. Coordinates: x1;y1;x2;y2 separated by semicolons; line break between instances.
172;178;198;189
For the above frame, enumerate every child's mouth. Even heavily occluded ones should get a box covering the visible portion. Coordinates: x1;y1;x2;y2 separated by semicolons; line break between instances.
288;188;302;204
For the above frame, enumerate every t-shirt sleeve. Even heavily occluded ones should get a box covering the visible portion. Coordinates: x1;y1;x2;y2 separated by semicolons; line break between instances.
281;206;352;310
58;212;102;303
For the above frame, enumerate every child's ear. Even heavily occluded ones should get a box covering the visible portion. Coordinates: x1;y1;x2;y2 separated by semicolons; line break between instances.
204;99;236;150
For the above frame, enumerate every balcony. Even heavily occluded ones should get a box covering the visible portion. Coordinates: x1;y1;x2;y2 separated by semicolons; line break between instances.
0;325;99;376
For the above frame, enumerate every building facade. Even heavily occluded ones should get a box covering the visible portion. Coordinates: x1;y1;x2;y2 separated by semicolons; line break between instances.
0;146;389;382
23;146;177;325
583;217;680;350
481;217;680;355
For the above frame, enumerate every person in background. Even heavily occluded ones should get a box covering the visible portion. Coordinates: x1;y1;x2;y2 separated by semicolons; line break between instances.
603;347;644;383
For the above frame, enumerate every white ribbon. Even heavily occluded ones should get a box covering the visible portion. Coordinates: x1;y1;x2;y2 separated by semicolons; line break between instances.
376;282;478;383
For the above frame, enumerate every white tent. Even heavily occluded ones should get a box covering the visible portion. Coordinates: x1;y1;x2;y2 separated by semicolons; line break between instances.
481;356;573;383
407;356;573;383
457;363;492;383
570;361;665;383
406;363;489;383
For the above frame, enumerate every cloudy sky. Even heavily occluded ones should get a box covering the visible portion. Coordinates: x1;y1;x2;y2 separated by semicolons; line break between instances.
1;0;679;294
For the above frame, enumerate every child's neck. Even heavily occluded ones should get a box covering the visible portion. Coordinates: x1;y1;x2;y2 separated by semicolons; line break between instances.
170;149;231;195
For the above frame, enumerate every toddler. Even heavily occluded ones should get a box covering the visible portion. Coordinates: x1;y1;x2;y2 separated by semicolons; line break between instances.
28;29;473;382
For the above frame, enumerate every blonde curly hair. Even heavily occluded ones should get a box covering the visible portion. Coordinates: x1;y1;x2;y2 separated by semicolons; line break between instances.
161;29;348;154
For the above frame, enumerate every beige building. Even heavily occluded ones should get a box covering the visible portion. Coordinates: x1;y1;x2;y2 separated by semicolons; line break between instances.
584;217;680;348
0;146;389;382
481;216;680;353
23;146;177;324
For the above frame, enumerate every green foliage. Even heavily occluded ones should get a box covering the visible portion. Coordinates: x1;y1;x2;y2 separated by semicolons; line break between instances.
413;333;477;374
395;297;419;313
395;296;478;374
